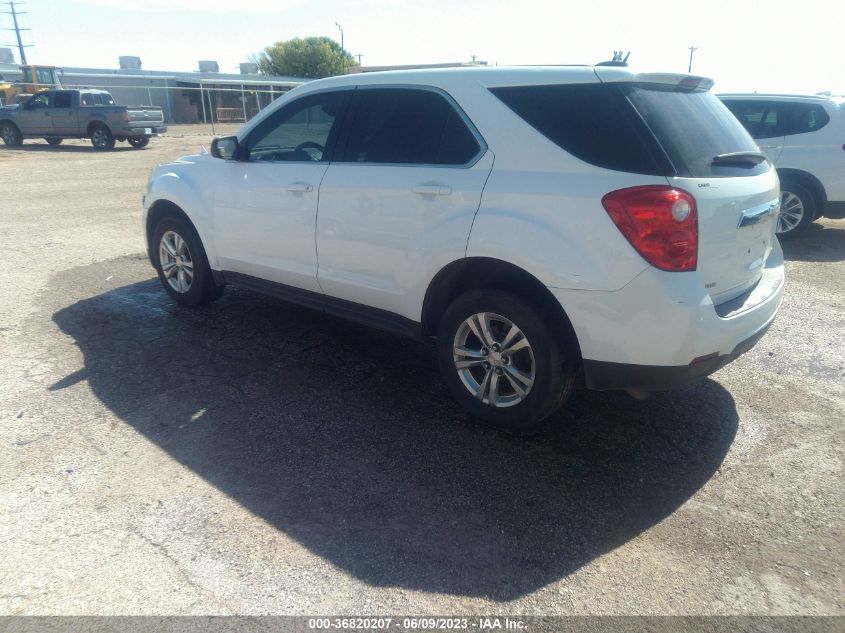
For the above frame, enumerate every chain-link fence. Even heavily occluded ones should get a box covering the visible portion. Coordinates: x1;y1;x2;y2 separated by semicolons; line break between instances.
2;80;297;136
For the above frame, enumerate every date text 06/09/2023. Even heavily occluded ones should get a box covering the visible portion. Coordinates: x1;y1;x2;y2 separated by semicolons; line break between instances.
307;617;528;630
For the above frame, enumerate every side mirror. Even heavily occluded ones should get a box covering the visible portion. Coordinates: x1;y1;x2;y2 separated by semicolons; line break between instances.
211;136;240;160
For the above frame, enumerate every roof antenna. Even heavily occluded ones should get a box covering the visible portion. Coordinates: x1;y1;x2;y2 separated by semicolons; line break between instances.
596;50;630;67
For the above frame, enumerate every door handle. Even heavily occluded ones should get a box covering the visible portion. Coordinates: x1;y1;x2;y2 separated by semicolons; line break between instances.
285;182;314;193
758;145;779;149
412;184;452;196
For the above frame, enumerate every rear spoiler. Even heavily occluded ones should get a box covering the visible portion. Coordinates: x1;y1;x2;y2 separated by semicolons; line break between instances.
594;68;715;91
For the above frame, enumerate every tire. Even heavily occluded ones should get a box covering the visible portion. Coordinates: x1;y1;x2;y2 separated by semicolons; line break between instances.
45;137;63;146
128;136;149;149
777;180;816;239
0;121;23;146
90;125;115;151
437;289;576;431
151;215;224;307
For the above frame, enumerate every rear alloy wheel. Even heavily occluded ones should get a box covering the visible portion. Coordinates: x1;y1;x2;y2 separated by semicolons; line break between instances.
437;289;576;430
128;136;149;149
45;137;63;146
1;122;23;146
777;181;816;239
452;312;536;408
90;125;115;151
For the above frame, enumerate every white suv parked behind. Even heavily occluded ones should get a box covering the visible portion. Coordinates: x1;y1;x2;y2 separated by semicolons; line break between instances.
720;94;845;237
143;67;785;429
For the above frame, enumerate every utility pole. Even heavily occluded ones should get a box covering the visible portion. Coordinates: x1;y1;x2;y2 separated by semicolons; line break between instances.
2;1;30;65
688;45;698;73
356;53;363;67
335;21;345;75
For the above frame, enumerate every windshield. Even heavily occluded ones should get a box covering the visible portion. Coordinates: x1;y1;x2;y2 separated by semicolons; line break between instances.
36;68;56;85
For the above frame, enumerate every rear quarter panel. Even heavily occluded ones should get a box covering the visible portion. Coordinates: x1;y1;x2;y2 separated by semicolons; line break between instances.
456;82;657;291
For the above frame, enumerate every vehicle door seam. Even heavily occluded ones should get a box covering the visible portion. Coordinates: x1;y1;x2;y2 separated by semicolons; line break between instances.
313;164;333;294
464;151;496;256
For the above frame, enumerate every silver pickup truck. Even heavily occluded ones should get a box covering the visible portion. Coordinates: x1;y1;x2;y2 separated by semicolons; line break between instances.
0;89;166;150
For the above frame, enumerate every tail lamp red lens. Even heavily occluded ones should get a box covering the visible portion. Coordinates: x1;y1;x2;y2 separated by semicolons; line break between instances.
601;185;698;272
121;111;130;122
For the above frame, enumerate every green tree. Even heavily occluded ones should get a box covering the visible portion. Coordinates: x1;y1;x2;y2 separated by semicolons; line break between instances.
252;36;356;79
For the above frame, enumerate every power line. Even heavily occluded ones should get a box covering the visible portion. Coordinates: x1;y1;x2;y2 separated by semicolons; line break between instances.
1;1;32;65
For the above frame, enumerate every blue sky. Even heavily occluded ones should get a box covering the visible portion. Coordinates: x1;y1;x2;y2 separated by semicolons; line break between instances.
6;0;843;94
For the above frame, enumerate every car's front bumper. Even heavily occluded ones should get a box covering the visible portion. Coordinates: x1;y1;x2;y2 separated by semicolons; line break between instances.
549;241;785;392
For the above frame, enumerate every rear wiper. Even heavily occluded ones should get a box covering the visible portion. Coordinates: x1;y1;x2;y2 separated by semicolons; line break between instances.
711;151;768;166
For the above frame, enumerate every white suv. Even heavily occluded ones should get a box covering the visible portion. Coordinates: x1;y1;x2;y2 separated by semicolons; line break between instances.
720;94;845;237
143;67;784;429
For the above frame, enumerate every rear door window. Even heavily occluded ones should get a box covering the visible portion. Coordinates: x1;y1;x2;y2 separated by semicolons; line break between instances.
52;91;73;108
338;88;481;165
721;100;781;139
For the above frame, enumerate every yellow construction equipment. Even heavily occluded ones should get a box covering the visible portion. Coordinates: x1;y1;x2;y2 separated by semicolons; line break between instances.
0;65;61;104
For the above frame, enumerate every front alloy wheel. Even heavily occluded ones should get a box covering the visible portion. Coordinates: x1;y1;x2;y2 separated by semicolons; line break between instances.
1;122;22;146
159;230;194;293
453;312;535;407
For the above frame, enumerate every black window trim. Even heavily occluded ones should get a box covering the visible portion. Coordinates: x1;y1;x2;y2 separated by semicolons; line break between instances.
239;86;355;165
334;83;488;170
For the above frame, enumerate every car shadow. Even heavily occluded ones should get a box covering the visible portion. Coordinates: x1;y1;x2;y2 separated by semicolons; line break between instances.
51;276;739;601
781;222;845;262
0;143;138;153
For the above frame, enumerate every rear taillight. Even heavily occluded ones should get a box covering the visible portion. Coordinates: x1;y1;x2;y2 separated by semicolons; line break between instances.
601;185;698;272
122;111;130;122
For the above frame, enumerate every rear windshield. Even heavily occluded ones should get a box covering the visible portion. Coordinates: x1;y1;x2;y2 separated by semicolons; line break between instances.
490;83;768;178
81;92;116;106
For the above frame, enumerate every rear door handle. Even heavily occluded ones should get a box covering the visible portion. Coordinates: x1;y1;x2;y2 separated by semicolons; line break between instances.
286;182;314;193
413;184;452;196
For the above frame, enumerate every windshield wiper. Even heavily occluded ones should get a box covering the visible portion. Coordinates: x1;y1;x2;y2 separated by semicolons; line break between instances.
711;151;767;166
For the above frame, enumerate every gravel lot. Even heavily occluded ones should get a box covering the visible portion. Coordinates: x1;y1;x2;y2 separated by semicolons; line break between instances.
0;128;842;616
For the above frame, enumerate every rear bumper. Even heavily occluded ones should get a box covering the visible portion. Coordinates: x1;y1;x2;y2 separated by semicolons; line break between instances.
115;125;167;137
549;241;785;391
582;320;773;391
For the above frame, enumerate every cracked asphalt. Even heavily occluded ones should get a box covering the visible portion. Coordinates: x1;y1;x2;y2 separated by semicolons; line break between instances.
0;128;842;615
